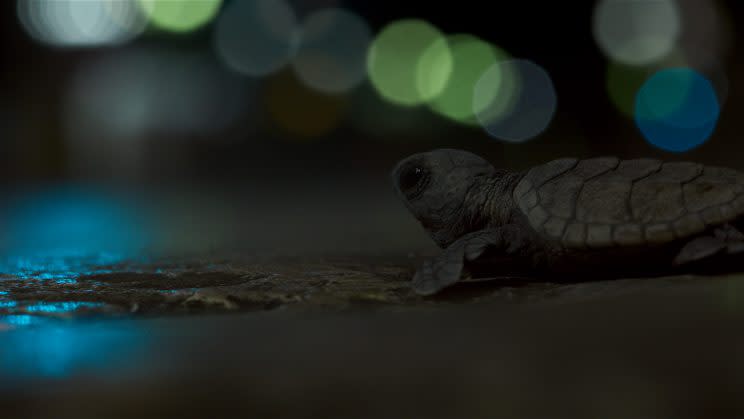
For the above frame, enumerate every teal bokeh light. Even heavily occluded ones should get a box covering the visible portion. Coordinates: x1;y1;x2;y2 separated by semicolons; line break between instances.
635;68;720;153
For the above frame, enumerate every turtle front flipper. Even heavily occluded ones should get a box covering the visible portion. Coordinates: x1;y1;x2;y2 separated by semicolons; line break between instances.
412;226;533;295
412;244;465;296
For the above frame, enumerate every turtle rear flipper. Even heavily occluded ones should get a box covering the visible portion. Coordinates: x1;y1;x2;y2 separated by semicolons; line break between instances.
674;224;744;266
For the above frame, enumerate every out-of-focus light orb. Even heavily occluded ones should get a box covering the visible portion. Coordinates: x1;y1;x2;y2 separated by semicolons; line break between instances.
593;0;681;66
214;0;298;77
17;0;147;47
607;51;729;118
66;48;253;140
64;48;254;176
607;62;653;117
635;68;719;153
137;0;221;33
474;59;557;142
292;8;371;94
266;71;346;138
606;51;685;117
416;38;453;105
427;35;505;125
473;55;520;125
367;19;449;106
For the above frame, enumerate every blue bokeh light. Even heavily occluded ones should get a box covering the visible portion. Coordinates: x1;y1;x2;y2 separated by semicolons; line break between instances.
635;68;720;153
474;59;557;143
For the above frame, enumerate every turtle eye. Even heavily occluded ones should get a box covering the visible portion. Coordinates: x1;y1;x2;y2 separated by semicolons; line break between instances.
399;165;430;198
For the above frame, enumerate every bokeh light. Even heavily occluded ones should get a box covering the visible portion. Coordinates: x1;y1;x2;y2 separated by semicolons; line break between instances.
635;68;720;152
608;62;659;118
415;38;453;107
607;51;729;118
64;48;254;176
214;0;299;77
138;0;221;33
17;0;147;47
474;59;557;142
367;19;449;106
291;8;371;94
593;0;681;66
606;51;685;117
266;71;346;138
426;35;505;124
66;48;253;139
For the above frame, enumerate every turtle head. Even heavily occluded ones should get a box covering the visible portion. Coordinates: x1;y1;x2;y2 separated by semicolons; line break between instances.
392;149;497;248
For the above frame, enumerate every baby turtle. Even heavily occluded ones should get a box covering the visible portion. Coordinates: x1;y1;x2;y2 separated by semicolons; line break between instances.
392;149;744;295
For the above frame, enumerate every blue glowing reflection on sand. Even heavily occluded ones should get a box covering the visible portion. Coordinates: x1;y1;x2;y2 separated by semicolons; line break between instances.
0;186;151;283
0;300;107;324
3;314;36;327
24;301;104;314
0;321;148;378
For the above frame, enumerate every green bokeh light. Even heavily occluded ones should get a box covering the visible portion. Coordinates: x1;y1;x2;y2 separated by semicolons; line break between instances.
607;62;650;117
416;38;453;103
428;35;506;125
138;0;222;33
366;19;448;106
472;57;520;126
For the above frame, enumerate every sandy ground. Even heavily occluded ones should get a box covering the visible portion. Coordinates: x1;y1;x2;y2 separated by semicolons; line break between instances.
2;182;744;418
2;253;744;418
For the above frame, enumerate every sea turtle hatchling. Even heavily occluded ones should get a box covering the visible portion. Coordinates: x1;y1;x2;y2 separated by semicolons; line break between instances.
392;149;744;295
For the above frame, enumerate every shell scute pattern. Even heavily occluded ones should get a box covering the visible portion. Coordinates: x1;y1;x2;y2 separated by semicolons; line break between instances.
514;158;578;221
515;158;744;248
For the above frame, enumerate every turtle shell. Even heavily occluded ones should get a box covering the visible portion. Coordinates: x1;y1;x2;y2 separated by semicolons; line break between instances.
513;157;744;248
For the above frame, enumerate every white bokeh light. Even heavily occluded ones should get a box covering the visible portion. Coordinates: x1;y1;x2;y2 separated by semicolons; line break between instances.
66;48;253;138
593;0;681;66
64;48;255;175
17;0;147;48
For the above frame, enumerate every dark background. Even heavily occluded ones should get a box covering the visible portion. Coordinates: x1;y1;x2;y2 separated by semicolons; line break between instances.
1;0;742;184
